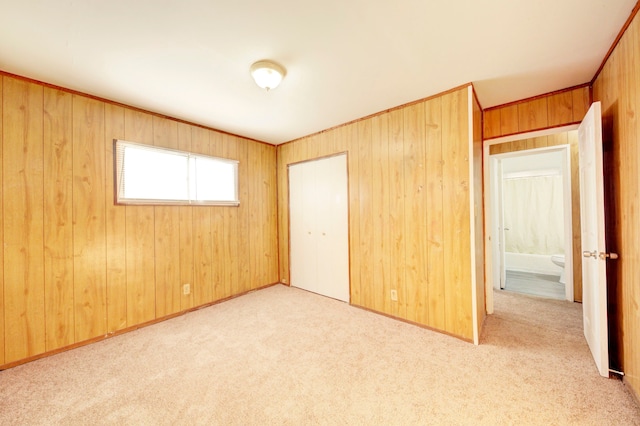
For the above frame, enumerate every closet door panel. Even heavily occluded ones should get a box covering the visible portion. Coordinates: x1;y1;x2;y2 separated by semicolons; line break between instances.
316;155;349;302
289;154;349;302
300;162;319;293
289;162;316;293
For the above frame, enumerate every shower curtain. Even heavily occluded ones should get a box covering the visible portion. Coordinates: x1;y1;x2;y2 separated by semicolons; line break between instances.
503;175;564;255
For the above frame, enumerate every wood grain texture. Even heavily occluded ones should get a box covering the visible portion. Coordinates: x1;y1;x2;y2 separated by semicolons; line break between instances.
177;123;194;310
105;104;127;333
472;91;486;333
611;25;628;375
442;88;472;339
124;109;156;325
247;139;262;291
0;72;278;368
387;110;406;318
43;87;74;350
425;97;445;330
346;123;361;306
371;114;391;314
318;131;336;158
72;95;107;342
526;136;544;150
0;77;3;365
518;97;548;132
624;17;640;386
305;134;320;161
568;131;583;302
403;102;428;324
3;78;46;363
547;91;574;127
257;142;278;288
236;137;251;294
572;86;590;122
276;143;291;284
511;138;528;152
624;16;640;395
547;132;566;147
500;105;519;136
488;143;504;156
191;126;213;305
484;86;589;139
209;131;227;300
222;135;240;296
291;139;309;165
264;144;279;286
358;119;374;309
276;85;477;341
593;11;640;396
483;108;500;139
332;125;348;153
152;117;181;317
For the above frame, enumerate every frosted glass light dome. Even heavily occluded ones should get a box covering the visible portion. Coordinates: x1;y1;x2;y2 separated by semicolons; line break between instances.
250;60;286;90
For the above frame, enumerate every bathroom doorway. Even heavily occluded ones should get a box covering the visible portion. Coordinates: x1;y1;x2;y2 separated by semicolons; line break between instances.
490;148;573;301
483;126;582;314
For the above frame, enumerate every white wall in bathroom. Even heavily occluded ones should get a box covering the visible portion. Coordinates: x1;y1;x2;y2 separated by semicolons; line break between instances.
504;252;562;276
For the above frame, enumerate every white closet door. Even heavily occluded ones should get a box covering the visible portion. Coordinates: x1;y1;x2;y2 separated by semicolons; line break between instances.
289;163;317;294
289;154;349;302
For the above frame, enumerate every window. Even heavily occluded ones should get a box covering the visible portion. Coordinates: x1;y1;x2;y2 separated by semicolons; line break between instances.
115;140;239;206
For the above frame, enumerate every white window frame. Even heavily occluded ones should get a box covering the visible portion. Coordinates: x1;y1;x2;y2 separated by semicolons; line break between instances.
114;139;239;206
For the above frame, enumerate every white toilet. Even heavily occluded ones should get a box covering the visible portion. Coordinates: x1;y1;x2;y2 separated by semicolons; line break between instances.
551;254;566;284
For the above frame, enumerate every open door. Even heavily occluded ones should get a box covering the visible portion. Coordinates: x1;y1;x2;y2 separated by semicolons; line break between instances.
497;159;507;290
489;157;506;291
578;101;615;377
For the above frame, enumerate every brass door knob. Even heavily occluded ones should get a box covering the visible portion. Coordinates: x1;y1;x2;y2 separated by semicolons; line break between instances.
599;252;619;260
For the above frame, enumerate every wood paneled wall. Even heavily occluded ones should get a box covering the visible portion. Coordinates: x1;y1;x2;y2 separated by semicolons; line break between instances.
472;93;485;333
0;74;278;367
484;86;590;139
277;86;482;341
489;132;583;302
592;6;640;399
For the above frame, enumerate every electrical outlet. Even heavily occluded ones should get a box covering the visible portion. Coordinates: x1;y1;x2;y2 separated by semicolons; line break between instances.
390;289;398;301
183;283;191;295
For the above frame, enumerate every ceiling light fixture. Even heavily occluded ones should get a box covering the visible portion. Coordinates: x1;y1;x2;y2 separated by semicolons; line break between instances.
250;60;286;91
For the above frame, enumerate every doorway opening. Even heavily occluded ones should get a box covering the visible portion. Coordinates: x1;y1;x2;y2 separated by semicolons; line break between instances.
490;147;573;301
483;106;612;378
483;125;581;314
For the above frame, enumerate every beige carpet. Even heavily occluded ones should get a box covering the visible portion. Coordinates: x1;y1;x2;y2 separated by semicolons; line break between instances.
1;284;638;425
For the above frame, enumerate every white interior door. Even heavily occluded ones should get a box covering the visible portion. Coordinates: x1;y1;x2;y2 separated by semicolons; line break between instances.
497;159;507;290
289;154;350;302
578;101;611;378
489;157;502;290
289;162;318;294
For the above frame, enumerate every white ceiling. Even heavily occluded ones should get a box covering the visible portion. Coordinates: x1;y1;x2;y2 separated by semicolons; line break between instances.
0;0;636;144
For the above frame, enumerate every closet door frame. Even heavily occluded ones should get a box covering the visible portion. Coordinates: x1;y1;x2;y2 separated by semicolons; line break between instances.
287;152;351;303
